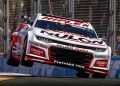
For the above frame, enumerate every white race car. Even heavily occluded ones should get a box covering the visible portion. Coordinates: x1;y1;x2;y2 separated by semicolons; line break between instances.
7;13;111;78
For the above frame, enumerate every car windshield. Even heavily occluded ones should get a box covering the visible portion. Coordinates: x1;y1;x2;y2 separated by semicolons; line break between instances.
35;20;97;38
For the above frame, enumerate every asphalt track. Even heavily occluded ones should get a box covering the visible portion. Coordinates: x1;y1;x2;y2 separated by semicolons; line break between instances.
0;77;120;86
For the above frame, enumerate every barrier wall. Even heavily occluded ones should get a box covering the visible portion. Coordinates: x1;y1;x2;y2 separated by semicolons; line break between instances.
108;57;120;78
0;57;120;78
0;57;76;77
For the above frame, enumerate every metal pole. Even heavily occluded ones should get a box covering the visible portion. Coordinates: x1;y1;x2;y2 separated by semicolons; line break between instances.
36;0;41;13
109;0;112;47
37;0;40;13
71;0;74;18
109;0;116;56
69;0;74;18
113;0;116;56
48;0;53;15
3;0;9;57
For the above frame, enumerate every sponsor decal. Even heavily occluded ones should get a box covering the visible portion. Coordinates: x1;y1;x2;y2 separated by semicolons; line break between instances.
56;44;88;53
93;69;107;74
54;60;84;69
28;58;45;62
40;30;103;45
29;45;45;57
29;41;47;49
40;16;90;28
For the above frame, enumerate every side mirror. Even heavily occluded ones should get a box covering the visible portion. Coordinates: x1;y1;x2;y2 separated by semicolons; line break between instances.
26;24;32;31
27;24;31;28
27;20;33;26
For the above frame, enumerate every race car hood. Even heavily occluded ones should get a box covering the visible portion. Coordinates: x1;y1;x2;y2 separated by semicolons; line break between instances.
33;27;108;48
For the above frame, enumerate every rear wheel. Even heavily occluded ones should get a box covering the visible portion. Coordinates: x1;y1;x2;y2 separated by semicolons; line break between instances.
7;40;20;67
76;70;90;78
92;73;107;78
20;37;34;67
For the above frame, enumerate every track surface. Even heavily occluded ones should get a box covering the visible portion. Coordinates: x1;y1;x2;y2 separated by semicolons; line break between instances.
0;77;120;86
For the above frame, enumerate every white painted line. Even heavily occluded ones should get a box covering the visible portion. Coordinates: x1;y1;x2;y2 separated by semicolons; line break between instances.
0;72;31;76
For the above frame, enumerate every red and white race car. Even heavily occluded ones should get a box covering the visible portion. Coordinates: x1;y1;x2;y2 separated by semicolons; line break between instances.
7;13;111;78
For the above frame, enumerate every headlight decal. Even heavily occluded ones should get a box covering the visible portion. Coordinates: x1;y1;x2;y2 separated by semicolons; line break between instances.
36;35;52;43
95;55;107;58
95;48;106;52
29;41;48;49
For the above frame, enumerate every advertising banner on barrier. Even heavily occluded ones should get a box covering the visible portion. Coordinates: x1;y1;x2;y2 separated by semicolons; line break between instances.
108;57;120;78
0;57;120;78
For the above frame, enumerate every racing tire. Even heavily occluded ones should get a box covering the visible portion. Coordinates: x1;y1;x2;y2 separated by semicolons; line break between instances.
76;70;90;78
21;37;34;67
7;41;20;67
92;73;107;78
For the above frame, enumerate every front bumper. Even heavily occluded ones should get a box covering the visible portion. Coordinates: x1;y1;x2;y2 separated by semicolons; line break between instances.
25;39;110;74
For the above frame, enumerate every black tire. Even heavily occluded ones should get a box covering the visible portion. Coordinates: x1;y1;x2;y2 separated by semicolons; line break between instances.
7;41;20;67
20;37;34;67
76;70;90;78
92;73;107;78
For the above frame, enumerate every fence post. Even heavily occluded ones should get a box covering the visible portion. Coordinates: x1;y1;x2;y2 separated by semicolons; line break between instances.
109;0;116;56
69;0;74;18
36;0;42;14
3;0;9;57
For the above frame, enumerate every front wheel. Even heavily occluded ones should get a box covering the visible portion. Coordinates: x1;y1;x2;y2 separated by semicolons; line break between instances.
76;70;90;78
20;37;34;67
92;73;107;78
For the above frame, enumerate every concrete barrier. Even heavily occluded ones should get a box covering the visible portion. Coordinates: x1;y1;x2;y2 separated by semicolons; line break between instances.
0;57;76;77
0;57;120;78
